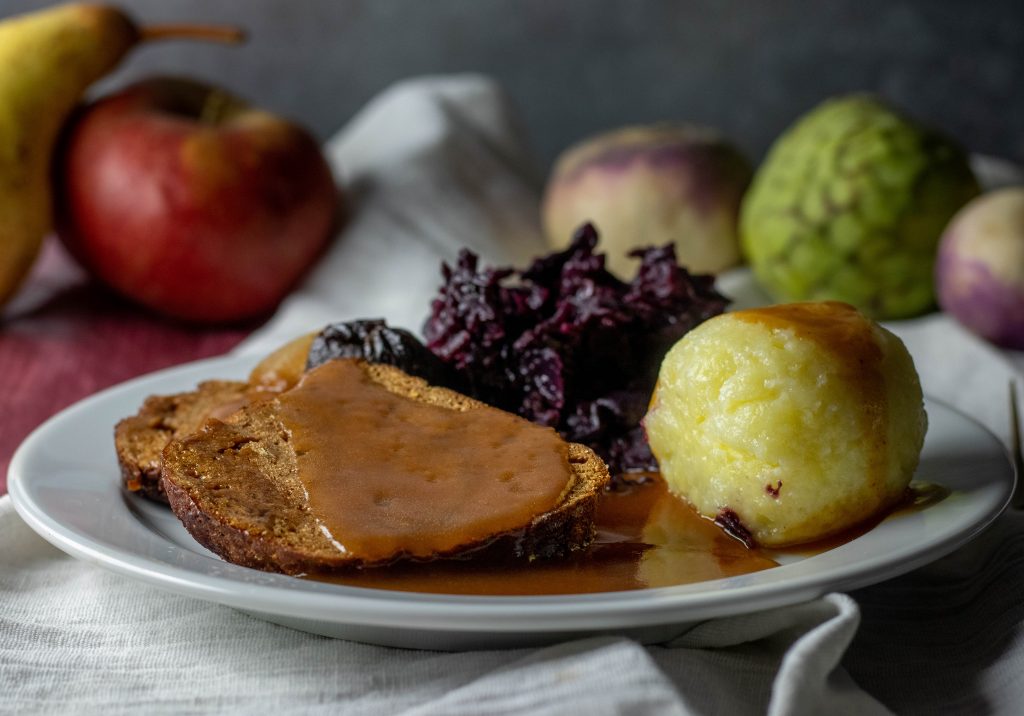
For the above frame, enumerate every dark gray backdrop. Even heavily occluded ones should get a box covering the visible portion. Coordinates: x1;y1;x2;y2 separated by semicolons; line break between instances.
6;0;1023;169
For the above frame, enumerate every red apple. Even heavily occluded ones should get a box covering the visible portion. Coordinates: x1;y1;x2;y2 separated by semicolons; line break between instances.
55;76;339;323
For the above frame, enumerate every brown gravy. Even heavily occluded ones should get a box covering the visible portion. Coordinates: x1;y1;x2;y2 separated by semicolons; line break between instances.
307;476;778;595
278;359;574;564
307;476;947;596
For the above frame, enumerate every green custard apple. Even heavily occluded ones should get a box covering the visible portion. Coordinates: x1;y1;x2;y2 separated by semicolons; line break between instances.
741;95;979;319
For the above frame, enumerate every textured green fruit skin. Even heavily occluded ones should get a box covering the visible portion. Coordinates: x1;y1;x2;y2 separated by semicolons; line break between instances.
741;95;980;319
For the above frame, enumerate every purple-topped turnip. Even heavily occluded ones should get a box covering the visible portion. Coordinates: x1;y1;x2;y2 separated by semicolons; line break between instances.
936;188;1024;349
541;125;752;277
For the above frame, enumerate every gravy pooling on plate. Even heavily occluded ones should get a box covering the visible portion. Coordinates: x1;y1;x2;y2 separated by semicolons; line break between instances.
307;474;776;595
306;474;946;596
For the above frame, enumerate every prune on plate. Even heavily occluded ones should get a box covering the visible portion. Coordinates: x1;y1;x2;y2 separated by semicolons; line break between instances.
306;319;460;389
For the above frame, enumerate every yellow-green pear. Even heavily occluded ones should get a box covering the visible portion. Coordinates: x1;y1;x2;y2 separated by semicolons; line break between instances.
0;3;242;309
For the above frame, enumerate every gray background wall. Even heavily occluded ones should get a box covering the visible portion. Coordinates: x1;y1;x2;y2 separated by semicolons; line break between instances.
5;0;1023;169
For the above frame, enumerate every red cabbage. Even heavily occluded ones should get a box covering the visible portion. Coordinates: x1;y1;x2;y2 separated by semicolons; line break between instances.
424;223;728;474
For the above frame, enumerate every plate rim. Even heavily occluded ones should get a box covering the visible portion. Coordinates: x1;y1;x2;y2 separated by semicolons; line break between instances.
8;352;1017;634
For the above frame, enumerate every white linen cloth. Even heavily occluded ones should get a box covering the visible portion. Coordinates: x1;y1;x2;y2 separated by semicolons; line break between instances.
3;75;1023;715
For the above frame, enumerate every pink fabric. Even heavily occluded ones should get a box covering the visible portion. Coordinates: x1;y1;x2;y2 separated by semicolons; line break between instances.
0;239;255;494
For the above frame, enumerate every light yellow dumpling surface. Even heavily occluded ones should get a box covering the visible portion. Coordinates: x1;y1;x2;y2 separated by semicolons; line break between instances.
644;301;927;547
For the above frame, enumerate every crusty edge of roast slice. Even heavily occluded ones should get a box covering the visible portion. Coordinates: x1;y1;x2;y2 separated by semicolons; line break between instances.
115;380;249;503
161;361;609;574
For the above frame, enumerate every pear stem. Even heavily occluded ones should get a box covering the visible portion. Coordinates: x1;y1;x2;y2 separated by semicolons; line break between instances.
139;24;247;45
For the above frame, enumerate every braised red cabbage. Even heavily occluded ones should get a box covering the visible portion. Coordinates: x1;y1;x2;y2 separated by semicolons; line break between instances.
423;223;728;474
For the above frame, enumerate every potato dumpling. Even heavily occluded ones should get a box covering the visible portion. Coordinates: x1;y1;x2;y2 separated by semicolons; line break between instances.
644;301;927;547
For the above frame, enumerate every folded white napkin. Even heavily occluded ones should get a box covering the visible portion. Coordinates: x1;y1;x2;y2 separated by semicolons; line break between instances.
3;75;1023;716
238;75;548;356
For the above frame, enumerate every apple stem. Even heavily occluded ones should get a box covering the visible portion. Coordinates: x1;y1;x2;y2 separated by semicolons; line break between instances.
139;24;247;45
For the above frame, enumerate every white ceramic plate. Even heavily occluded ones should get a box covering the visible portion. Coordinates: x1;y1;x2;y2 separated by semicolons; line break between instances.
8;354;1016;650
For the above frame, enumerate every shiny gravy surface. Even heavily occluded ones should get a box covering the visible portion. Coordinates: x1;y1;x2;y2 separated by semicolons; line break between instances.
308;475;778;595
307;475;946;596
